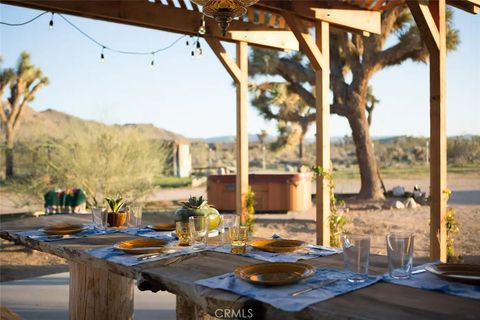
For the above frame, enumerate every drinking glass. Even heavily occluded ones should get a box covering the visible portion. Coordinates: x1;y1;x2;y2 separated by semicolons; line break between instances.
189;216;208;250
91;207;107;231
386;232;414;279
127;206;142;229
230;226;248;254
341;234;371;283
222;214;241;244
176;221;191;246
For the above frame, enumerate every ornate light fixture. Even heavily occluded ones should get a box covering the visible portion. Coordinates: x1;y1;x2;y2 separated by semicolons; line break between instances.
190;0;259;36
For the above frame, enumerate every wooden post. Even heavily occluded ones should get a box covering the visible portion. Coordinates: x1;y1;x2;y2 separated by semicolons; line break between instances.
69;262;134;320
408;0;447;261
236;41;249;224
205;38;249;222
283;13;330;245
429;0;447;262
315;20;331;246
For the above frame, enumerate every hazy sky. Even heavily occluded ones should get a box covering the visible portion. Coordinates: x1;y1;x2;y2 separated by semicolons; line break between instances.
1;4;479;139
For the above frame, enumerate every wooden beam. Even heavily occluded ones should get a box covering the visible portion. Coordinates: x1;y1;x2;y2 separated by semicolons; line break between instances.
228;30;298;51
410;0;448;261
236;41;249;224
1;0;297;51
407;1;440;51
315;20;331;246
205;37;241;83
257;1;382;35
311;8;381;35
282;12;326;71
447;0;480;14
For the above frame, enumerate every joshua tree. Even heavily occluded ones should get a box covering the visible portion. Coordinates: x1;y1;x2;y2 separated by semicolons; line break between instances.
0;52;49;179
249;6;458;199
251;82;313;162
256;129;268;170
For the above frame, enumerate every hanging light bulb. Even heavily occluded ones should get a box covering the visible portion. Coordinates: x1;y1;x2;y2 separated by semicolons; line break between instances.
100;46;105;63
198;15;206;35
49;12;54;29
195;40;203;57
150;53;155;69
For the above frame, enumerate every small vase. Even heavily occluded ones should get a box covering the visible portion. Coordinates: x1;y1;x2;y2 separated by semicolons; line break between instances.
107;211;127;228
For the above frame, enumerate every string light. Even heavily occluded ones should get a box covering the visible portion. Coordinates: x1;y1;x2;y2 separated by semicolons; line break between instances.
1;10;195;67
196;40;203;57
150;53;155;69
49;12;54;29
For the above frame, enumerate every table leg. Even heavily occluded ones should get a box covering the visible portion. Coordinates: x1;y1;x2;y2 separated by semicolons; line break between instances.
69;262;134;320
176;295;216;320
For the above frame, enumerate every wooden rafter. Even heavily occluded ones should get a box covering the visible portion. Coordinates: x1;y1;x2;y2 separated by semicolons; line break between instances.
447;0;480;14
282;12;326;70
408;1;440;51
205;37;241;83
1;0;298;51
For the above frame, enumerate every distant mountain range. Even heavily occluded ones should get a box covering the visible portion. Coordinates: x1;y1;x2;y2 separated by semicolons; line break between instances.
5;107;476;145
8;107;188;144
200;134;478;145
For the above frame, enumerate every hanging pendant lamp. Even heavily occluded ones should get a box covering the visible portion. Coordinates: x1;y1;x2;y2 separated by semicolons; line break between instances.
190;0;259;36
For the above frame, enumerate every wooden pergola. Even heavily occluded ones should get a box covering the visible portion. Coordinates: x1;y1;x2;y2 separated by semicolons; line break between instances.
3;0;478;265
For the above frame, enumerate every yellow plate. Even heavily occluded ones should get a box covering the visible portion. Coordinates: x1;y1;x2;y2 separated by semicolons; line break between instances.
42;223;86;235
149;223;176;231
113;238;169;254
235;262;315;286
426;264;480;285
250;239;305;253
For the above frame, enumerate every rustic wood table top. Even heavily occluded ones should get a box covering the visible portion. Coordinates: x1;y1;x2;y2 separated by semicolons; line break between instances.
1;214;478;320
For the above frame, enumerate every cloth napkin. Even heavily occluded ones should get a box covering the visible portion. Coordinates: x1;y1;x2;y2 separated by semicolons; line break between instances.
15;225;116;242
209;244;341;262
383;263;480;300
85;245;210;267
122;227;175;241
195;268;381;312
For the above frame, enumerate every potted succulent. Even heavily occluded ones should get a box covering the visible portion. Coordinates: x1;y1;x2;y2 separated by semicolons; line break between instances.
175;196;221;230
105;196;127;227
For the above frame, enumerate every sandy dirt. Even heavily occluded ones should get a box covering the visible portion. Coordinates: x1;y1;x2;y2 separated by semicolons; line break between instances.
254;204;480;258
1;175;479;282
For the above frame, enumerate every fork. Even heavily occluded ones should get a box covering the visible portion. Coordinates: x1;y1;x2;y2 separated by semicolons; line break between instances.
290;279;338;297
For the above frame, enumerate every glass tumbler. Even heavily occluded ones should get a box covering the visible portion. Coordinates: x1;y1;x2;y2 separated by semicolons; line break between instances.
230;226;248;254
176;221;191;246
91;207;107;231
222;214;241;244
386;232;414;279
341;234;371;283
127;206;143;229
189;216;208;250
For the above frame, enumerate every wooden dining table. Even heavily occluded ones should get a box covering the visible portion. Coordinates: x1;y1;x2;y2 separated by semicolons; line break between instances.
1;214;478;320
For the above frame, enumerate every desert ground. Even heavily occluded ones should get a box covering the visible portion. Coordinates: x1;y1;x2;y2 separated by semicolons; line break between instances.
1;174;479;282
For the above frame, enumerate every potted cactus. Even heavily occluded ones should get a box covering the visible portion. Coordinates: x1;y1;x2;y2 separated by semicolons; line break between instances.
175;196;221;230
105;196;127;227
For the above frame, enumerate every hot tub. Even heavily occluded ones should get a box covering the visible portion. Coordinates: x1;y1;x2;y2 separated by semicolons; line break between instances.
207;173;312;212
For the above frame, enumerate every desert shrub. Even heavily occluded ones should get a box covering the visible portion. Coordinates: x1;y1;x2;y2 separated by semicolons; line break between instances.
312;166;347;247
6;132;168;205
448;137;480;164
245;186;256;232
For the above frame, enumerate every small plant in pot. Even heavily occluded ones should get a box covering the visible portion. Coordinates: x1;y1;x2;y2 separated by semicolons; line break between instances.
105;196;127;228
175;196;221;231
